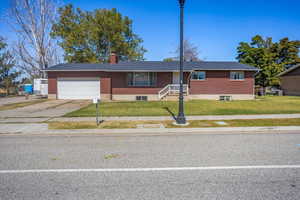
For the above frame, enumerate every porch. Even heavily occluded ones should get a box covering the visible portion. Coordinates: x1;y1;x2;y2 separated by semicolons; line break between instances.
157;71;189;99
158;84;189;100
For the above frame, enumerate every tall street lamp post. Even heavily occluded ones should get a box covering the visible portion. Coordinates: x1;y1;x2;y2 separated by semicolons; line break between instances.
176;0;187;125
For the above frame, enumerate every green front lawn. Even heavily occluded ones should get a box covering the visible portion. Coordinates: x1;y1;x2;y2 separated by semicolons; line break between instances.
65;96;300;117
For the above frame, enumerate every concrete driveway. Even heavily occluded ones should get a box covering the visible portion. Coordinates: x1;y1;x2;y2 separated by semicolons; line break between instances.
0;96;40;106
0;100;90;122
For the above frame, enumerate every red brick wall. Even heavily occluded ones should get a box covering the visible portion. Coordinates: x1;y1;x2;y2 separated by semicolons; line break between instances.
100;77;112;94
111;72;172;94
47;70;255;97
189;71;255;94
47;71;174;95
48;77;57;94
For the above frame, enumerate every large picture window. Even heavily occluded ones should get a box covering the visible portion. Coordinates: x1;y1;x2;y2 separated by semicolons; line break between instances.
230;71;244;80
191;71;206;80
127;72;157;86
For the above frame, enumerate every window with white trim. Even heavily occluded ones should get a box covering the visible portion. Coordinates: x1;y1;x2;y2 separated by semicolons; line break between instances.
191;71;206;80
230;71;244;80
127;72;157;86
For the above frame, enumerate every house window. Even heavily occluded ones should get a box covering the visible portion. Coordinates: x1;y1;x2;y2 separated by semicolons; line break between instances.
220;96;232;101
230;71;244;80
127;72;157;86
191;71;206;80
136;96;148;101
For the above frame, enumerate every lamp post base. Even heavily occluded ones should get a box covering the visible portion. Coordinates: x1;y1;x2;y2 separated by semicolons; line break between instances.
173;121;190;126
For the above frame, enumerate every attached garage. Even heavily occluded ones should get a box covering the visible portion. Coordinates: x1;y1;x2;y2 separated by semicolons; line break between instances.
57;78;100;100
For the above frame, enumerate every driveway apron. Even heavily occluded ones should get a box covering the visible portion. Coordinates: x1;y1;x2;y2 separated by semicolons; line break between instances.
0;100;90;119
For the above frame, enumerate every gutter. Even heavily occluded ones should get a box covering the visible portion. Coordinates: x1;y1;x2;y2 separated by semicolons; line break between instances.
277;64;300;77
43;69;259;72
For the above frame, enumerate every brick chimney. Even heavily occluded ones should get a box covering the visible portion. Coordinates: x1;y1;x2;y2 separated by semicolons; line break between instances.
109;53;118;64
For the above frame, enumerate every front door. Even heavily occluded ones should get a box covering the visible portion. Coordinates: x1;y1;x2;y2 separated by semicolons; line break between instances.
172;72;180;84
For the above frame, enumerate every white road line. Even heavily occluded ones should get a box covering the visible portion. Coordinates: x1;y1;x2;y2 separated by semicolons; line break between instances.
0;165;300;174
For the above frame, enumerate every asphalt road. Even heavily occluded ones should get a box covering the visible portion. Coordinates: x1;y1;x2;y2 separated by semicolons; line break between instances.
0;132;299;199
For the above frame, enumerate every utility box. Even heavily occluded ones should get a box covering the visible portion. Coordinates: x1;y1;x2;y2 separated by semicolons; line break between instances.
34;79;48;96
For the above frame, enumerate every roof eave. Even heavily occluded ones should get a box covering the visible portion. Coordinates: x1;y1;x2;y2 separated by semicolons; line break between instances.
278;64;300;77
43;69;194;72
44;69;258;72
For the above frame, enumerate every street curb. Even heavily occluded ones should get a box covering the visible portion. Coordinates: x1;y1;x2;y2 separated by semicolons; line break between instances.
45;126;300;135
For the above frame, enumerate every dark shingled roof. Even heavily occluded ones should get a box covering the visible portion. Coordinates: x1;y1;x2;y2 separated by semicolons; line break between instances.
45;61;258;72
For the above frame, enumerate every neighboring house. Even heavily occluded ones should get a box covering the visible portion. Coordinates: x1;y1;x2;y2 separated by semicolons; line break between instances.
45;53;258;101
279;64;300;96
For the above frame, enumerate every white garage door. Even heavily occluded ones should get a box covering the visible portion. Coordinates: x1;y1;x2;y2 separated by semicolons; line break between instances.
57;78;100;100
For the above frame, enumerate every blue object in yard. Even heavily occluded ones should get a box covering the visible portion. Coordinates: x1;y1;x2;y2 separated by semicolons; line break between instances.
23;84;33;94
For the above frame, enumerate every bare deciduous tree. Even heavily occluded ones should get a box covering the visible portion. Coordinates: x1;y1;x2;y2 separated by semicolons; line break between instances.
176;39;201;61
0;36;19;96
164;39;201;62
7;0;61;78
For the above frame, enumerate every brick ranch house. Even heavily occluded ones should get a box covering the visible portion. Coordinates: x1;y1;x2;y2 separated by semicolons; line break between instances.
279;64;300;96
45;54;258;101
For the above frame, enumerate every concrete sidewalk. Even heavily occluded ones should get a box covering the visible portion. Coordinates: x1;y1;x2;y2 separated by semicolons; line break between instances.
49;113;300;122
0;123;300;135
1;113;299;124
0;123;48;134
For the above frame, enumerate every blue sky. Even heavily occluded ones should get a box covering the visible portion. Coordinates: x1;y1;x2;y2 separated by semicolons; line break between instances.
0;0;299;61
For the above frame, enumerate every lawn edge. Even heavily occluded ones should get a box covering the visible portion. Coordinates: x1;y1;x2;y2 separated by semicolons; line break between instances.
48;118;300;130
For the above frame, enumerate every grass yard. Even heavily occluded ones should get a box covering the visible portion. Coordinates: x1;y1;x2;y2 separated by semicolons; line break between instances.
48;118;300;129
65;96;300;117
0;99;47;111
